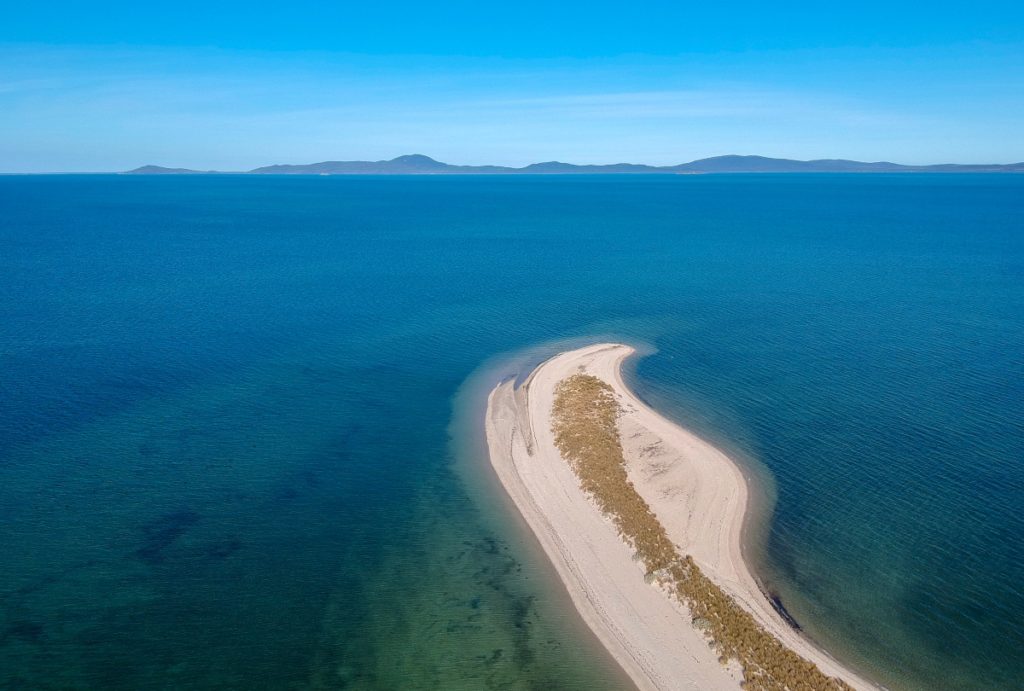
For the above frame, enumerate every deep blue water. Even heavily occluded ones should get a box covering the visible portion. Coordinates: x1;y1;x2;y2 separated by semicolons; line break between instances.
1;174;1022;690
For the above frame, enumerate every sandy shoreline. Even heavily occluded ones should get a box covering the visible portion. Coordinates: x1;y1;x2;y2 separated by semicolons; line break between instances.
484;343;876;690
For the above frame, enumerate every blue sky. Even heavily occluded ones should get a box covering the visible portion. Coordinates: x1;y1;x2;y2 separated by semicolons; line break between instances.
2;1;1023;171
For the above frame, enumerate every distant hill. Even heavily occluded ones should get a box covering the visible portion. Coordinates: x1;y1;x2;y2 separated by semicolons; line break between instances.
518;161;664;174
124;165;213;175
672;156;908;173
672;155;1024;173
249;154;467;175
128;155;1024;175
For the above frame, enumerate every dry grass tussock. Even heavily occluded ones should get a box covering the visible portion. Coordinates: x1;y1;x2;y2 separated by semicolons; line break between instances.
552;374;853;691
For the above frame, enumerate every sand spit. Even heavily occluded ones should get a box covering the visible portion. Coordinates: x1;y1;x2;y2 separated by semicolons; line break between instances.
484;343;875;690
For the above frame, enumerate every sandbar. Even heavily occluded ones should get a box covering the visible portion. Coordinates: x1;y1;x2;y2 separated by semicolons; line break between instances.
484;343;875;690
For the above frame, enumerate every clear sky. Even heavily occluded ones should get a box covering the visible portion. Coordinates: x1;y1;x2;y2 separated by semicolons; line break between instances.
2;1;1023;171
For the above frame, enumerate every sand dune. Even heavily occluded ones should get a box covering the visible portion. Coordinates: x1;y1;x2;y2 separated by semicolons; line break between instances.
485;343;875;690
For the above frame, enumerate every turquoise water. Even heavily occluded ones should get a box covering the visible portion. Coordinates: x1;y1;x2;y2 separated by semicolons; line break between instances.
1;174;1021;689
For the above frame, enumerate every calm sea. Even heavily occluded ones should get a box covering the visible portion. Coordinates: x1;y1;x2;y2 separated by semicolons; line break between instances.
1;174;1021;690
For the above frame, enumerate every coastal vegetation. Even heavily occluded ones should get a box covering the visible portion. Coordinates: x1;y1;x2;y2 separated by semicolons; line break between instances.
552;374;853;691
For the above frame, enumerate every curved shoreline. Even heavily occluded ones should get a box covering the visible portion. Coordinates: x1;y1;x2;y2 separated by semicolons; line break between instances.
484;343;876;690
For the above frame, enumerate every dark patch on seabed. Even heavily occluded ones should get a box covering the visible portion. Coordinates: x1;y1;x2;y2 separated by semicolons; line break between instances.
203;537;242;560
2;620;45;645
770;593;803;631
134;509;200;564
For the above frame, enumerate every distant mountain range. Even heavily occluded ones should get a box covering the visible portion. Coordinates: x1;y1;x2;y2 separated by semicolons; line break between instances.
126;154;1024;175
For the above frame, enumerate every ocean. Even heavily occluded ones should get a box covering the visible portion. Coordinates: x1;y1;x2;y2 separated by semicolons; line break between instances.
1;173;1021;690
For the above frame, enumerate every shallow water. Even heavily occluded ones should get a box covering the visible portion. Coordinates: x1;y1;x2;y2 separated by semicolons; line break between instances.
1;174;1021;689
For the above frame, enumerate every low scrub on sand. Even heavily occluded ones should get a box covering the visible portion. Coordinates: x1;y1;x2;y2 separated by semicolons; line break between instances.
552;374;852;691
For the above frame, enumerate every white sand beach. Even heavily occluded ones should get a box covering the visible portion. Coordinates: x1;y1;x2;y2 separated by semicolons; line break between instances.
484;343;875;690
